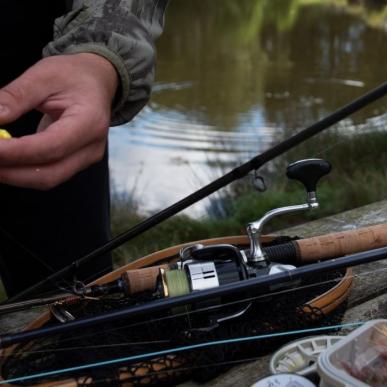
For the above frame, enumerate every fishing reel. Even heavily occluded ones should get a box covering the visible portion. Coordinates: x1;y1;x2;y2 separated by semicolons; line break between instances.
153;159;331;301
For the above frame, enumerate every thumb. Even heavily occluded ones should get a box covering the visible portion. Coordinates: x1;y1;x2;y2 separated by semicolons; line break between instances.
0;69;48;124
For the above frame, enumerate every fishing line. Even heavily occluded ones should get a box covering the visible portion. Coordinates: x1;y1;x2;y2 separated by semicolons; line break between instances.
0;340;172;359
1;269;353;355
7;262;124;304
95;274;343;331
0;321;365;385
0;224;76;296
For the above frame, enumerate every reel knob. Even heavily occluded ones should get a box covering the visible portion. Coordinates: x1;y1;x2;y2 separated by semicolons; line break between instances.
286;159;331;193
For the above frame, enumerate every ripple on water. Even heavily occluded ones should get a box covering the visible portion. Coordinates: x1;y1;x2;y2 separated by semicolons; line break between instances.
108;105;277;215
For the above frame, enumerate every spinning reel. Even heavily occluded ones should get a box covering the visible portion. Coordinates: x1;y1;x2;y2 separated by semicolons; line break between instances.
157;159;331;302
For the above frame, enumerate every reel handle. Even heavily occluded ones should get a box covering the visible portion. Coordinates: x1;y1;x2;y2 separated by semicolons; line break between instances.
286;159;331;193
247;159;331;263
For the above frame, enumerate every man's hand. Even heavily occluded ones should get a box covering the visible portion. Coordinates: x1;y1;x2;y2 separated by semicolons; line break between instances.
0;53;118;190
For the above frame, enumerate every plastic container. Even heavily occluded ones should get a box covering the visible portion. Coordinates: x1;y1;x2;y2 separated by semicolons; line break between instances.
317;319;387;387
270;335;342;377
251;373;316;387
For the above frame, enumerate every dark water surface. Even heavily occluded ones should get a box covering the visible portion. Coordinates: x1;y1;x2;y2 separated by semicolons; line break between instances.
109;0;387;215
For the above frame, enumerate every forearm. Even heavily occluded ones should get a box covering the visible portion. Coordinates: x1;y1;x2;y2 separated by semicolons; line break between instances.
43;0;169;125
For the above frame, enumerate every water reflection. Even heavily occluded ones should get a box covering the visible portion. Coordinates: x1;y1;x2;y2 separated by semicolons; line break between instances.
109;0;387;215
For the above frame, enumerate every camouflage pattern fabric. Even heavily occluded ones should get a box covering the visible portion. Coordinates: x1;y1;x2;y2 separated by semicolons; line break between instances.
43;0;170;125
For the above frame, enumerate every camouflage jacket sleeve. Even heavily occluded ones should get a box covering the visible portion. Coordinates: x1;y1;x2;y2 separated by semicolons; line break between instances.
43;0;169;125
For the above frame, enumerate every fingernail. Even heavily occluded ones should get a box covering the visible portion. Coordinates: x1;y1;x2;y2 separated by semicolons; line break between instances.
0;105;9;115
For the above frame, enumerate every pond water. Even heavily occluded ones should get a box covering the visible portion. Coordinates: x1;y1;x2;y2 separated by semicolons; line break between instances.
109;0;387;216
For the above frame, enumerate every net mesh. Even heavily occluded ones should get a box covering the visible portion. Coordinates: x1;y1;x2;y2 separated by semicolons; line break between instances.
1;268;347;386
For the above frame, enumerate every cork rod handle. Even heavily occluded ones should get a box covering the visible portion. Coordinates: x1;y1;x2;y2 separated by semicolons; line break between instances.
296;223;387;262
121;264;170;295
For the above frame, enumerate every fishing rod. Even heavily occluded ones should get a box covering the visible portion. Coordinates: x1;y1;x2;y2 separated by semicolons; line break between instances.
1;221;387;315
1;244;387;349
5;81;387;304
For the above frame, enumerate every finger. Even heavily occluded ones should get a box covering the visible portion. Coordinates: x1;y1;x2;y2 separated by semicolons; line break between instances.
0;67;50;123
0;141;107;190
0;107;109;166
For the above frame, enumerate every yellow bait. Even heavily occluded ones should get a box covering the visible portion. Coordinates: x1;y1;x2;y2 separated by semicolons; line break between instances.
0;129;11;139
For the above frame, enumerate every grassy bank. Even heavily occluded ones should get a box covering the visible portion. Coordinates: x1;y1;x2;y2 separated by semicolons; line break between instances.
111;129;387;266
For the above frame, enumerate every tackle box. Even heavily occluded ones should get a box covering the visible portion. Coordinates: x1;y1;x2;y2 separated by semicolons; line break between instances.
317;319;387;387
